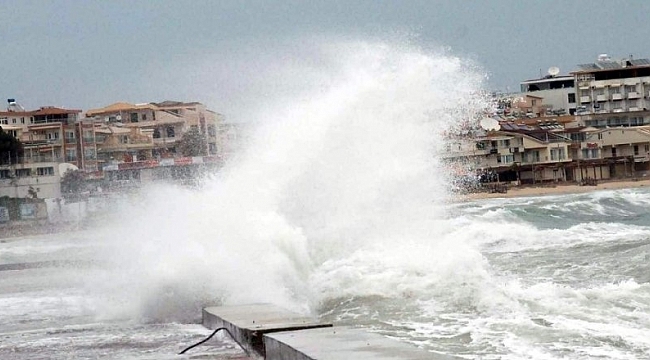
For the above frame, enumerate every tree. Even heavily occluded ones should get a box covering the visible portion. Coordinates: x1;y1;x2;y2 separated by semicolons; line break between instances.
61;169;85;195
0;127;24;165
177;127;207;157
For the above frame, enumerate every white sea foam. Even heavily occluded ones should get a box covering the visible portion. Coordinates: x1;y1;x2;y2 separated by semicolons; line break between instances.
83;39;489;322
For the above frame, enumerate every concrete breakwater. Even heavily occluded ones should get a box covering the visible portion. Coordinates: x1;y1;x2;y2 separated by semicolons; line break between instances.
200;304;458;359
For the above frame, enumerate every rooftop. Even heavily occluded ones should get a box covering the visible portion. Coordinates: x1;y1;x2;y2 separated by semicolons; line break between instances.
574;58;650;73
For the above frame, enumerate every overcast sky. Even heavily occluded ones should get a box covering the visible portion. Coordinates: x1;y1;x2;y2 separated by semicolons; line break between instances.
2;0;650;120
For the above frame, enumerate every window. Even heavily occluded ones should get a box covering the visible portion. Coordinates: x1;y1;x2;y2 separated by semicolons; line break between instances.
524;150;541;163
568;93;576;103
47;132;59;140
153;128;161;139
500;154;514;164
645;144;650;153
612;148;617;157
119;135;129;144
66;131;75;139
597;133;603;140
0;117;7;124
611;102;622;110
610;86;620;94
37;167;54;176
130;113;138;123
581;89;590;97
626;85;636;93
66;149;77;162
12;118;16;124
531;99;537;106
166;126;175;138
582;149;599;159
0;169;11;179
142;113;147;121
21;117;25;124
634;145;639;156
15;169;32;177
551;148;566;161
84;148;96;160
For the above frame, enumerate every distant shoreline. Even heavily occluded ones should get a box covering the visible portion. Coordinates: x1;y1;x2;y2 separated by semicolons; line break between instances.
458;178;650;201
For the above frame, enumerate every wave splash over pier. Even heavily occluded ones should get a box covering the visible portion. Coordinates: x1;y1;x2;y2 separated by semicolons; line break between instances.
93;39;488;324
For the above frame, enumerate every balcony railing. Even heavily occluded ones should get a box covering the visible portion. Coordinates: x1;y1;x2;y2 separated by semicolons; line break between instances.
596;95;608;102
580;96;591;103
153;137;178;144
611;93;623;101
627;92;641;99
82;137;95;143
65;137;77;144
0;156;64;165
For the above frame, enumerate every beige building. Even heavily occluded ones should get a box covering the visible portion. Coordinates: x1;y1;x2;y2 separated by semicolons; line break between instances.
0;162;63;199
573;55;650;128
86;101;223;169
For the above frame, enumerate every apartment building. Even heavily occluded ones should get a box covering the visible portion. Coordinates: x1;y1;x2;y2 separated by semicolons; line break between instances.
0;162;63;198
0;100;98;171
86;101;223;169
573;55;650;128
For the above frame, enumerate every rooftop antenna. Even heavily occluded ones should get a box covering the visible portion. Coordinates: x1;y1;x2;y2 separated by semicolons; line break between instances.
548;66;560;77
480;117;501;131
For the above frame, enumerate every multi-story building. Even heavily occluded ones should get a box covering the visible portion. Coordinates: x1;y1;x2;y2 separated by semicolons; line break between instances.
85;101;223;169
0;101;82;166
0;162;64;198
572;54;650;128
520;73;576;115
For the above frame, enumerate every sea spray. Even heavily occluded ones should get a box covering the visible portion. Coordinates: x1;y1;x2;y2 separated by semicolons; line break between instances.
86;38;491;322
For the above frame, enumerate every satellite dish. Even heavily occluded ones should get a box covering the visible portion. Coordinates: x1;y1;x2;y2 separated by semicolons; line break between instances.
548;66;560;77
480;117;501;131
116;115;122;121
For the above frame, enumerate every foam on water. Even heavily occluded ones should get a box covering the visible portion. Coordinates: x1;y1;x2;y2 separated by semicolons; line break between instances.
85;39;489;323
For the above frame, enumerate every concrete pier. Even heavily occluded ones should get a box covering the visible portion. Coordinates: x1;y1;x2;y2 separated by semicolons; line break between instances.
201;304;460;359
264;326;458;360
202;304;332;356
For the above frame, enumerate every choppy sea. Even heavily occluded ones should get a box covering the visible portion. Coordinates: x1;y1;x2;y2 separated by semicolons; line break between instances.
2;188;649;359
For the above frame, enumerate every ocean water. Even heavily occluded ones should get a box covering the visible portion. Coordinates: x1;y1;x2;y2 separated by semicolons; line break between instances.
2;40;649;359
2;189;650;359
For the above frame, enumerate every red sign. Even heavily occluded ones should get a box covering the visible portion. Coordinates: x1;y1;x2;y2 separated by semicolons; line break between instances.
174;157;193;166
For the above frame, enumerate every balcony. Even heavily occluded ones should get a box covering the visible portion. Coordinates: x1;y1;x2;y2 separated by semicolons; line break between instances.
65;137;77;144
627;92;641;99
82;137;95;144
629;107;642;112
612;108;625;113
595;108;609;114
611;93;623;101
580;96;591;103
153;137;179;145
596;95;608;102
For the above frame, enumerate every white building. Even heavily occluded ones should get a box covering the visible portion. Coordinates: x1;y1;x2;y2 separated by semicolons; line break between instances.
520;73;576;115
0;162;64;199
572;55;650;128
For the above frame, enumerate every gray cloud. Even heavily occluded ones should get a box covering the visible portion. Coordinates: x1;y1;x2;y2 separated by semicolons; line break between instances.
2;0;650;118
